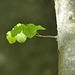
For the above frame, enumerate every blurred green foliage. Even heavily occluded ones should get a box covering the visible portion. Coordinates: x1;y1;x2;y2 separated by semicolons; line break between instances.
0;0;57;75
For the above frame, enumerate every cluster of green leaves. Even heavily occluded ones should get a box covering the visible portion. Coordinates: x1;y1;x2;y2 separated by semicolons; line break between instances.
6;23;46;44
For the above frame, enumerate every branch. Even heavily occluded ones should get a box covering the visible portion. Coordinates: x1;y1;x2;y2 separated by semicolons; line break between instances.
36;32;57;39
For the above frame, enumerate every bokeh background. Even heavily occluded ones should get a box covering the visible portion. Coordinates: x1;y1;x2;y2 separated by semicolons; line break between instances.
0;0;57;75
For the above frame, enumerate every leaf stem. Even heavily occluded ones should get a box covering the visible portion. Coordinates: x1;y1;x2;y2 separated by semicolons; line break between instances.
36;32;57;39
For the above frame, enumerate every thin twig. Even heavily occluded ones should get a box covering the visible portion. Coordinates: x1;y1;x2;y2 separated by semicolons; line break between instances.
36;32;57;39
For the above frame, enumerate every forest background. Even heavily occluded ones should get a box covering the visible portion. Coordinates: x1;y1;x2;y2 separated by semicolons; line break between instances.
0;0;57;75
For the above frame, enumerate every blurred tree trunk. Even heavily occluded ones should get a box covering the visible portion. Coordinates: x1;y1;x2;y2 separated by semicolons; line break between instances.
55;0;75;75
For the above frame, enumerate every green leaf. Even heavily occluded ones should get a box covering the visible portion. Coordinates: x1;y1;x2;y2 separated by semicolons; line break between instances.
6;31;16;44
6;23;46;44
23;24;37;38
15;31;27;43
11;23;26;36
36;25;46;30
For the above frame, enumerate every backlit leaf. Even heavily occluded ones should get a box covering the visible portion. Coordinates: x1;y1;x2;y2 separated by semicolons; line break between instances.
11;23;26;36
15;31;27;43
36;25;46;30
6;31;16;44
23;24;37;38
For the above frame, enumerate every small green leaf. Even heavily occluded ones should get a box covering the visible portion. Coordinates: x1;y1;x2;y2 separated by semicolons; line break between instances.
6;23;46;44
36;25;46;30
23;24;37;38
6;31;16;44
11;23;26;36
15;31;27;43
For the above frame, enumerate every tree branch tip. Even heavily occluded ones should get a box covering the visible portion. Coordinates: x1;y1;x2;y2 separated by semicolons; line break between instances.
36;35;57;39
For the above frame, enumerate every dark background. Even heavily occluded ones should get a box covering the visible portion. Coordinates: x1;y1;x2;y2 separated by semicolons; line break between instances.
0;0;57;75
